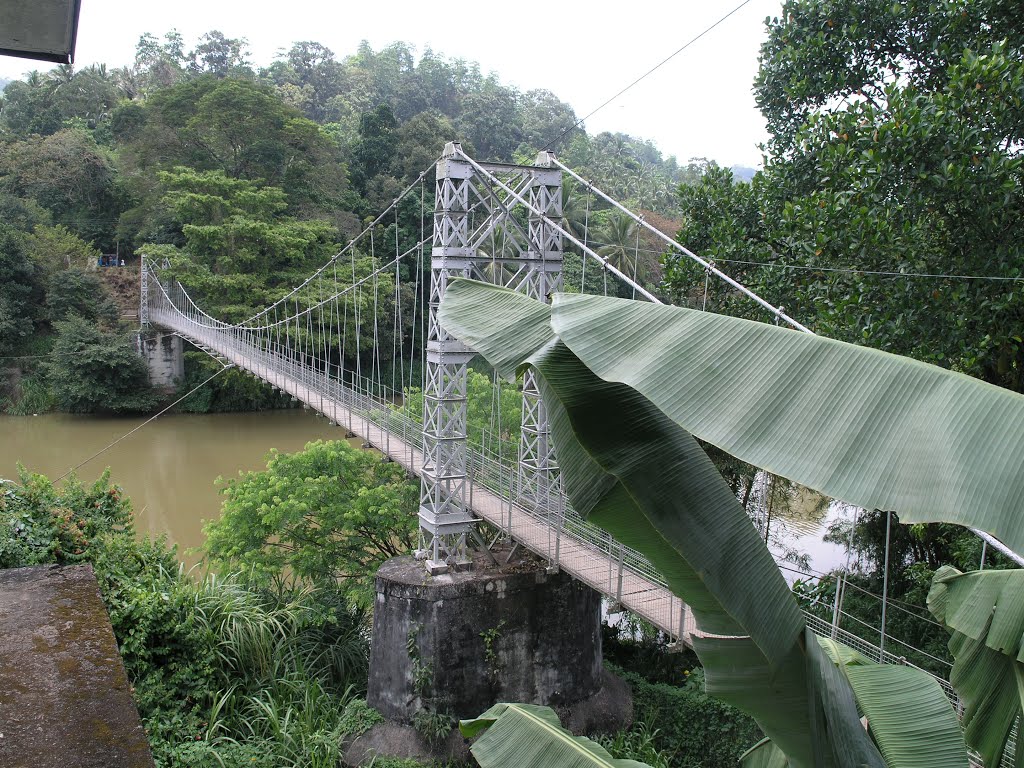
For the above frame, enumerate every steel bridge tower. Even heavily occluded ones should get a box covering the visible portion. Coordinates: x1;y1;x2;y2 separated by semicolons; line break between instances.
417;143;563;574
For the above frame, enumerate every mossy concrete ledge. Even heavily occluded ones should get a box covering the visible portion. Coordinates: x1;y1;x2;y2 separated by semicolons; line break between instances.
0;564;155;768
367;552;605;722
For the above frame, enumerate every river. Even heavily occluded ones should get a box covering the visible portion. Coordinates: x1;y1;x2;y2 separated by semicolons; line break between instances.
1;410;342;566
1;410;849;577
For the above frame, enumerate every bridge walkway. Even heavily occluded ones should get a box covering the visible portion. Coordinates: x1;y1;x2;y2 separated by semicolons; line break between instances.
152;310;696;645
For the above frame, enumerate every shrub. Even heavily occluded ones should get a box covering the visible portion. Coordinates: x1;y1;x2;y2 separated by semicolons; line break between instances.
3;372;56;415
594;721;674;768
0;469;373;767
609;663;763;768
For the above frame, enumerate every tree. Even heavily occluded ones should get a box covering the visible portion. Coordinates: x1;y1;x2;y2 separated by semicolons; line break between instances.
44;268;119;325
350;103;398;195
119;76;347;220
437;279;1024;767
669;0;1024;389
45;314;157;414
263;41;344;123
188;31;252;78
560;132;686;216
518;89;578;154
26;224;102;279
203;439;419;603
455;78;522;161
392;109;458;182
0;64;118;137
0;128;121;249
0;225;39;356
140;166;339;320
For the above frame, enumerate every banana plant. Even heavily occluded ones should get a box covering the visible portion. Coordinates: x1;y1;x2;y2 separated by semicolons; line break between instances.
460;703;653;767
928;567;1024;767
435;279;1024;767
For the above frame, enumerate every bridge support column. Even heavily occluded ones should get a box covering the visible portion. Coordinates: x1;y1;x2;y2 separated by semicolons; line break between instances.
417;145;566;574
361;553;626;763
517;152;564;544
417;144;476;574
137;330;183;389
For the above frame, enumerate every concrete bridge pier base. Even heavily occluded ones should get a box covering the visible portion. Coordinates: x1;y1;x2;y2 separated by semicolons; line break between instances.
138;331;184;389
353;551;630;765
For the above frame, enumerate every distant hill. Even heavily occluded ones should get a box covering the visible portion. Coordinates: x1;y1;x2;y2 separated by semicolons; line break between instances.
730;165;758;182
0;79;10;93
731;165;758;182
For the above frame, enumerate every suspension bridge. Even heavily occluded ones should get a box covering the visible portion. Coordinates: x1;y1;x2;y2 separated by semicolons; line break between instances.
141;141;966;706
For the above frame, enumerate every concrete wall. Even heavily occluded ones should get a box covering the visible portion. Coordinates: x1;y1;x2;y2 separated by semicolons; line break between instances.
0;565;156;768
138;332;183;388
367;555;602;722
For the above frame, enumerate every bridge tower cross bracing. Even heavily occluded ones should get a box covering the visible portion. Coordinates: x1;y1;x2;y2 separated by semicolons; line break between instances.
517;152;563;533
139;254;150;327
417;143;564;574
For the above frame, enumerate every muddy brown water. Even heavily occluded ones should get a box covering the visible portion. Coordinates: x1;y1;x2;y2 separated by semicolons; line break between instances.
1;410;348;567
1;410;848;576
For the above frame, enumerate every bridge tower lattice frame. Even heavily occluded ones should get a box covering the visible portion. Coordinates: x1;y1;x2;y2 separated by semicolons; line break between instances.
417;143;563;574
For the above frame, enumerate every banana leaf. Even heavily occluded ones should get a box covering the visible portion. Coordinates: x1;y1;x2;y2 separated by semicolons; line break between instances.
459;703;651;767
737;636;969;768
741;738;792;768
928;566;1024;766
439;280;972;768
547;293;1024;557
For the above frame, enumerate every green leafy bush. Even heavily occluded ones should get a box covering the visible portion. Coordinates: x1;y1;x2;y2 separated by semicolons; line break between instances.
609;664;763;768
339;698;384;739
0;468;373;767
594;721;673;768
45;314;158;414
204;439;418;604
3;372;56;415
0;467;132;566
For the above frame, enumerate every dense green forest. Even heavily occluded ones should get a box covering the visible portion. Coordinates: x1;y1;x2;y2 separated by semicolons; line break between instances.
0;31;695;415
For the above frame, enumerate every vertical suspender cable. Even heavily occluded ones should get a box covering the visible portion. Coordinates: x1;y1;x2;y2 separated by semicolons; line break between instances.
581;185;591;292
879;509;893;662
351;246;362;394
394;206;403;402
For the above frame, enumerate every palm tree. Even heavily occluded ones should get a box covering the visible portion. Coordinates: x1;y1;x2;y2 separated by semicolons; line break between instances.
593;211;663;291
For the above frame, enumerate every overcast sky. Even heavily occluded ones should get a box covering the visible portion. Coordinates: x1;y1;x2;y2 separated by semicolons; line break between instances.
0;0;783;168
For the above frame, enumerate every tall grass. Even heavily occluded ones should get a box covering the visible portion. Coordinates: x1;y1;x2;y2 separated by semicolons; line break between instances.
5;373;55;415
180;574;373;768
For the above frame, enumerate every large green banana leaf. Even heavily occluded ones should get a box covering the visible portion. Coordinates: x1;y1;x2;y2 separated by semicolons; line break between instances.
741;737;792;768
817;638;968;768
458;703;651;767
928;566;1024;766
547;293;1024;557
529;339;802;656
737;636;969;768
438;280;971;768
440;280;803;657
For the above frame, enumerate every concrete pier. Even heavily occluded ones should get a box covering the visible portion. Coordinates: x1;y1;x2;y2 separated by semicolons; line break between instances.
138;331;183;388
367;551;603;722
0;565;155;768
